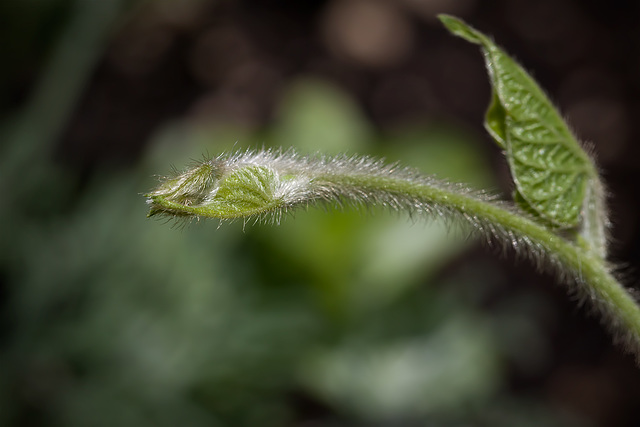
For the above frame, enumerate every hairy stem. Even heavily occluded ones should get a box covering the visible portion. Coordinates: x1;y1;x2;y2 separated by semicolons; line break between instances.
147;152;640;361
314;172;640;356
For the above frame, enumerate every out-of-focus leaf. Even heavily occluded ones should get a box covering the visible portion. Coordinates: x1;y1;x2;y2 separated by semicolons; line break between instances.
269;78;372;153
379;123;496;188
300;314;500;418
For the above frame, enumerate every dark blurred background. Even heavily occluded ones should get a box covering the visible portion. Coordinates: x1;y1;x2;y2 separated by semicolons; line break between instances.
1;0;640;426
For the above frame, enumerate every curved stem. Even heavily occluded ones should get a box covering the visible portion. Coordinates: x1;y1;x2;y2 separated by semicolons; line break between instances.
312;172;640;359
147;152;640;362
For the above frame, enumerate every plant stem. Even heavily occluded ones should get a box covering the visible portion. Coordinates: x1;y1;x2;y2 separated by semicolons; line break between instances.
147;151;640;362
313;172;640;359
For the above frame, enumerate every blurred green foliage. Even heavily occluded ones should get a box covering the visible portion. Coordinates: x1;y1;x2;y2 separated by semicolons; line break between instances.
0;2;588;426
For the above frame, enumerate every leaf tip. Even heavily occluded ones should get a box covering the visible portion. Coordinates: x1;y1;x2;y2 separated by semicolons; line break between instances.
438;14;484;45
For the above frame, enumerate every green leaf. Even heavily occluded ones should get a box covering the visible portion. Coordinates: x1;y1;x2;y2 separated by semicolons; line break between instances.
439;14;488;45
148;165;285;219
484;90;507;149
439;15;597;229
506;116;588;226
212;166;280;214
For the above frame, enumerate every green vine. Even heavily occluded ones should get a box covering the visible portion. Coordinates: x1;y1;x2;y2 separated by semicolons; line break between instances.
146;16;640;363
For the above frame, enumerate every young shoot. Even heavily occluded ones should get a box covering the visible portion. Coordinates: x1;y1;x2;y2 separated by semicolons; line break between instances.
146;16;640;365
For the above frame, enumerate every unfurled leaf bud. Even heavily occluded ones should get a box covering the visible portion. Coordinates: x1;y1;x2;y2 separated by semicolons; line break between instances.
147;152;313;220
